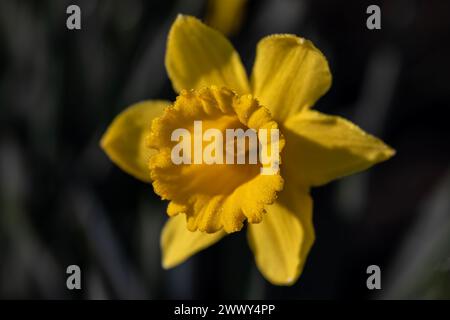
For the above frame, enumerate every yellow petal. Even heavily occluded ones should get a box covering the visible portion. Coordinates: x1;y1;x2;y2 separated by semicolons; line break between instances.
161;214;226;269
247;182;314;286
165;15;250;94
100;100;170;182
205;0;247;36
283;110;395;187
251;34;331;122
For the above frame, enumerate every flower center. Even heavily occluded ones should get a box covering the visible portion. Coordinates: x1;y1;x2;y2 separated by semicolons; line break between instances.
147;86;284;233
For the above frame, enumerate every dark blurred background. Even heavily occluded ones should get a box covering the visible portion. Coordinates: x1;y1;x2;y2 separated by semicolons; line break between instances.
0;0;449;299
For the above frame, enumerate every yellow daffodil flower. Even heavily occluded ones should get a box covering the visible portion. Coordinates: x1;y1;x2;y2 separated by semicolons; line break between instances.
100;15;395;286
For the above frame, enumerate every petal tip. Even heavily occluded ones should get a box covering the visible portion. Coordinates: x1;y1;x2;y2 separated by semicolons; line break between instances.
161;258;175;270
173;14;198;26
377;142;396;162
99;131;109;152
380;145;396;163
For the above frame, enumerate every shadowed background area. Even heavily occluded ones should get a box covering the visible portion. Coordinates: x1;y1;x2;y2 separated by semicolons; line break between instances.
0;0;449;299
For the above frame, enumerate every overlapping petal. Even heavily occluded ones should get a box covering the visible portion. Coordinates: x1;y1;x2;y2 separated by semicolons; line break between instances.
166;15;249;94
283;110;395;187
100;100;170;182
161;214;226;269
251;34;331;123
247;182;314;285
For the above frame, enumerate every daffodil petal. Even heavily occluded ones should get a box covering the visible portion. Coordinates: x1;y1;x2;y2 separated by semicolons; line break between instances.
100;100;170;182
165;15;250;94
283;110;395;187
205;0;247;36
161;214;226;269
251;34;331;122
247;183;314;286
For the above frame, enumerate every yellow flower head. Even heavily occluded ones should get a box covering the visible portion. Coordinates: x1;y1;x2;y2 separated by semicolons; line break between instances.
100;15;395;286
